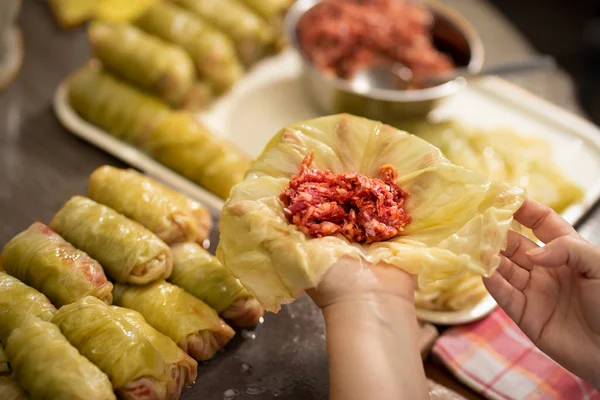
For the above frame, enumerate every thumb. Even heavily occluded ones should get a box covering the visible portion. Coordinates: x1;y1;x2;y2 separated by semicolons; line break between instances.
526;235;600;279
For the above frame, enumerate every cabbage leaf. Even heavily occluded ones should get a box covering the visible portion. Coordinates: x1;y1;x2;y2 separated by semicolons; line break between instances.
217;114;526;312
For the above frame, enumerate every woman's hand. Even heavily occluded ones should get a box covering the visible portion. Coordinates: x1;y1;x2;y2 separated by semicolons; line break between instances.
308;258;428;400
307;256;416;310
484;199;600;389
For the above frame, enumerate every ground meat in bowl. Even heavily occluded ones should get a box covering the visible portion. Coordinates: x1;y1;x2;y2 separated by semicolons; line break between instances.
297;0;455;88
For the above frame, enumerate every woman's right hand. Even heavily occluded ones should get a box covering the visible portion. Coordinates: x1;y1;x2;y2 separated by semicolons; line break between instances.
307;258;429;400
484;199;600;389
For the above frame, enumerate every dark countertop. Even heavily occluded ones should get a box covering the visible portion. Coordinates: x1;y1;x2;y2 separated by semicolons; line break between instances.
1;2;598;400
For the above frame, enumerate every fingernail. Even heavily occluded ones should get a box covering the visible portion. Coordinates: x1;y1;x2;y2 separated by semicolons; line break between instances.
526;247;544;257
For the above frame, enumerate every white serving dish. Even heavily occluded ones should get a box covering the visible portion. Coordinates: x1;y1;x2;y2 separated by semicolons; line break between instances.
54;48;600;326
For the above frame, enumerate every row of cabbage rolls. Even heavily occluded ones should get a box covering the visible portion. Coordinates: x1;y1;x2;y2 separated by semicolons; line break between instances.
63;0;295;201
81;0;293;111
68;60;249;201
0;166;264;400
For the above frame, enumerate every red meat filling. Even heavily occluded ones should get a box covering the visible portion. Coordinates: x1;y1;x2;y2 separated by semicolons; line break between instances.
297;0;454;88
280;153;411;243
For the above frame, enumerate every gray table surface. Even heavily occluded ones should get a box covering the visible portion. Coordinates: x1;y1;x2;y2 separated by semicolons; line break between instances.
0;1;598;400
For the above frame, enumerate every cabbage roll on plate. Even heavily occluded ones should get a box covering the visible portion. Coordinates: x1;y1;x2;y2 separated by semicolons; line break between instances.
88;22;211;111
135;2;243;94
88;166;212;245
170;242;264;328
50;196;172;285
53;296;196;400
239;0;293;31
49;0;155;29
49;0;96;29
68;63;171;146
173;0;275;66
145;112;250;200
6;317;115;400
1;222;113;307
113;281;235;361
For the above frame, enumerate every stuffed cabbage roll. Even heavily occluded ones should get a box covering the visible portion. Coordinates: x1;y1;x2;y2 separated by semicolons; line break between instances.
239;0;293;31
49;0;156;29
88;22;210;110
6;317;115;400
0;343;8;376
113;307;198;396
181;197;213;244
93;0;159;23
88;166;211;245
0;273;56;343
135;2;243;94
1;222;113;307
170;242;264;328
49;0;96;29
113;281;235;361
53;296;187;400
173;0;274;66
68;63;170;146
50;196;172;285
145;112;250;199
0;376;27;400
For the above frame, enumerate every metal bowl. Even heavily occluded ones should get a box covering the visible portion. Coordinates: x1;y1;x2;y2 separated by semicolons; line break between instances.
285;0;485;123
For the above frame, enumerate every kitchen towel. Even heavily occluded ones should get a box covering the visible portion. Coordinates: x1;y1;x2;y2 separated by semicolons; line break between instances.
432;308;600;400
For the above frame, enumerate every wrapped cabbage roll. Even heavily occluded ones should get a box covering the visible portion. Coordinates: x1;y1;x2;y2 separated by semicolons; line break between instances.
49;0;156;29
216;114;526;312
49;0;96;29
173;0;274;65
88;22;210;110
6;317;115;400
0;273;56;343
170;242;264;328
68;63;170;146
145;112;250;199
135;2;243;94
68;66;247;199
181;197;213;244
113;281;235;361
88;166;212;245
1;222;113;307
239;0;293;31
50;196;172;285
0;343;8;376
52;296;184;400
113;307;198;396
0;376;27;400
93;0;159;23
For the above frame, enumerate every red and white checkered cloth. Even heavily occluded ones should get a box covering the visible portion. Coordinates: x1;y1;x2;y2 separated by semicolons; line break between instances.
432;308;600;400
